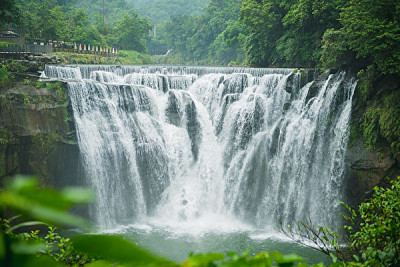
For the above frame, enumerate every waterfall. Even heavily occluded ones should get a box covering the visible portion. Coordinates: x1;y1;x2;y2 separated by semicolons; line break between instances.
43;65;356;230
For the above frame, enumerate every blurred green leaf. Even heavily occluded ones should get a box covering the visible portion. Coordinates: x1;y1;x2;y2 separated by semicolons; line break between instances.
11;240;45;254
184;252;225;266
253;252;273;266
274;253;303;266
0;231;5;259
73;234;171;264
0;177;92;229
11;254;64;267
227;251;239;260
85;260;113;267
7;175;38;193
61;187;95;204
329;253;337;263
7;221;48;233
270;251;282;262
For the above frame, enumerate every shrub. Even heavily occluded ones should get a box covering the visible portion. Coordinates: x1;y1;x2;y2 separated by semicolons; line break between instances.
0;66;9;84
343;177;400;266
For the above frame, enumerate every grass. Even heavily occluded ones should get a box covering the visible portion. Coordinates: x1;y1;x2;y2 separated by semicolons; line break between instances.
54;50;152;65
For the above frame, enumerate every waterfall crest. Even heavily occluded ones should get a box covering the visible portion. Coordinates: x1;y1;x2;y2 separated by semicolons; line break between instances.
43;65;356;230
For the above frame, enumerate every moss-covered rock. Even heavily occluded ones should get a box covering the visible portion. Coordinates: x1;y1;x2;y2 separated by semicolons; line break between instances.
0;73;80;187
346;70;400;205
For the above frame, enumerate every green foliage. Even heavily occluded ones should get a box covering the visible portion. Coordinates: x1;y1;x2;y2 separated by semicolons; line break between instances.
34;81;67;104
282;178;400;266
339;0;400;75
152;0;245;64
0;128;14;146
0;66;10;85
280;219;350;262
320;29;349;69
113;11;150;52
32;132;60;152
132;0;210;23
0;0;21;30
361;90;400;155
15;0;149;52
75;0;134;26
5;61;28;73
0;42;13;50
14;225;92;265
0;176;94;266
117;50;152;64
55;51;152;65
239;0;347;67
0;176;93;228
342;177;400;266
72;234;170;265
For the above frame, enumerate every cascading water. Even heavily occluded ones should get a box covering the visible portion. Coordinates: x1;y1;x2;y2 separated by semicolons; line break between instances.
43;65;356;236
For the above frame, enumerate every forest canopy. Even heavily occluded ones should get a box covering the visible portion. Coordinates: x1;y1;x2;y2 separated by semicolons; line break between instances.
1;0;399;74
148;0;400;75
1;0;150;52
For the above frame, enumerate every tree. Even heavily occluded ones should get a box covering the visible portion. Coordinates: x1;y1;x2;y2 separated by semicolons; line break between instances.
339;0;400;75
113;10;150;52
69;9;105;46
0;0;20;30
240;0;285;66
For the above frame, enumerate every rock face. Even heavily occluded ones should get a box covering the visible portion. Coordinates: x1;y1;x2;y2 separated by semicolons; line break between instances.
0;77;80;187
165;90;202;161
1;54;61;73
345;139;399;205
344;72;400;206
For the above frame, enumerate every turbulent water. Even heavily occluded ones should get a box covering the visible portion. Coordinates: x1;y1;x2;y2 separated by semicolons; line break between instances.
43;65;356;237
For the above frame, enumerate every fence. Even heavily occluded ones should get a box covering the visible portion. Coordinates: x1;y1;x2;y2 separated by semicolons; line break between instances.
53;47;117;56
0;36;117;56
0;43;53;54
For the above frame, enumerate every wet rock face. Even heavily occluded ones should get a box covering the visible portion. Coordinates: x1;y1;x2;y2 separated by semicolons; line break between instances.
185;100;201;161
165;90;202;161
345;139;400;205
0;79;80;187
221;73;248;99
0;87;69;136
165;91;181;127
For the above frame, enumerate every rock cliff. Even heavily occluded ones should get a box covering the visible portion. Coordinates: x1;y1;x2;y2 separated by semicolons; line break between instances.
0;60;80;187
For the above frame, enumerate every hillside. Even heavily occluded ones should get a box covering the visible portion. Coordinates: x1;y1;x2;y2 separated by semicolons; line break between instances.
128;0;210;22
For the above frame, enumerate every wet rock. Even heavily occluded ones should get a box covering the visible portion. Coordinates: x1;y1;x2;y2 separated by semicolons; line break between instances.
284;72;299;94
283;102;291;111
270;126;281;156
185;100;201;161
165;91;181;127
345;139;399;205
221;73;248;99
161;75;169;93
0;80;79;186
216;93;241;135
165;90;202;161
305;70;333;102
